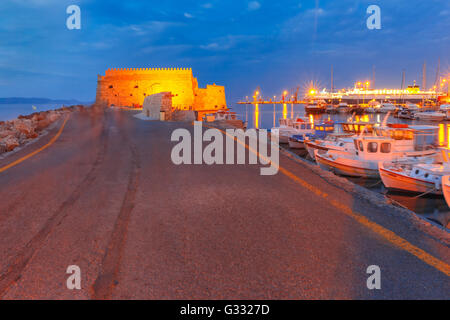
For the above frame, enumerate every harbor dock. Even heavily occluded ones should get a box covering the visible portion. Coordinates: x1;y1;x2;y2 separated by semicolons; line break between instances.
0;107;448;299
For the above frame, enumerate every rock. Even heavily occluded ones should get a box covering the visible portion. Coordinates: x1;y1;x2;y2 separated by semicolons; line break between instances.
0;143;7;154
48;111;60;122
0;129;15;139
36;118;51;131
13;119;36;138
2;135;19;152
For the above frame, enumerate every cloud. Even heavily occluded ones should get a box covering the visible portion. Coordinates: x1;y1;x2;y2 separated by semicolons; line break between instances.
200;34;261;51
201;3;213;9
247;1;261;11
184;12;194;19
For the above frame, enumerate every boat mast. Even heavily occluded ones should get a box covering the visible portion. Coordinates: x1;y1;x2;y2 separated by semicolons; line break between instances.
330;65;334;94
422;60;427;91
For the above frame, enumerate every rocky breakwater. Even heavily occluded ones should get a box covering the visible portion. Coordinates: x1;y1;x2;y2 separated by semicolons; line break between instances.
0;105;85;155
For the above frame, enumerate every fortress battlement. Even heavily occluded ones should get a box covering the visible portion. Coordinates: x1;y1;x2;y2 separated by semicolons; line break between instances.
104;67;193;76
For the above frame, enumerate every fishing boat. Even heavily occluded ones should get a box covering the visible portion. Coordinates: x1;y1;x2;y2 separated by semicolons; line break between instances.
378;103;397;113
439;104;450;111
325;105;338;114
414;111;446;121
315;124;439;178
289;122;334;150
397;108;415;120
305;121;375;160
405;103;420;111
287;120;315;149
305;134;354;160
271;117;308;144
442;175;450;207
305;103;326;114
379;149;450;195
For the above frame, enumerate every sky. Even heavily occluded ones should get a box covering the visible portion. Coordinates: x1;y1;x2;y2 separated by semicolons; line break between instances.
0;0;449;102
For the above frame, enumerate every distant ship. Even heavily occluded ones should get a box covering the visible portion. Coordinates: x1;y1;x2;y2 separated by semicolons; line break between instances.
311;84;445;105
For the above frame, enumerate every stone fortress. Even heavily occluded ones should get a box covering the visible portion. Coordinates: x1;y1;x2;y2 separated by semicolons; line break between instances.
95;67;227;111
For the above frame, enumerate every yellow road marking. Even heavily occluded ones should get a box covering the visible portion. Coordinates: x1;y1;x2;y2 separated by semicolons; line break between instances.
208;124;450;277
0;115;70;173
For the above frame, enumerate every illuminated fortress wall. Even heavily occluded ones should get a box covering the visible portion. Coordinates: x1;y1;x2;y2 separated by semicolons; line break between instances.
96;68;227;111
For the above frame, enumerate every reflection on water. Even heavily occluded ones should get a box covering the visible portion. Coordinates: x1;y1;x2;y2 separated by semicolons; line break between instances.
234;103;450;148
254;104;259;129
233;103;450;229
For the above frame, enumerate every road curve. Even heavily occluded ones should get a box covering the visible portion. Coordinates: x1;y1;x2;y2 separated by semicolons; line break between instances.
0;108;448;299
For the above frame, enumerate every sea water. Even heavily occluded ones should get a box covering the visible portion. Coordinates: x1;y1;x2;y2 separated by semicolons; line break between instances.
0;103;63;121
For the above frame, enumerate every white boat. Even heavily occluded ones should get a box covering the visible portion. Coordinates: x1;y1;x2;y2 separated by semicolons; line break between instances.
271;117;308;144
337;103;350;113
379;159;445;194
305;135;354;160
414;111;446;121
439;104;450;112
366;100;379;113
405;103;419;111
442;175;450;207
305;121;375;160
315;124;439;178
378;103;397;113
380;149;450;194
288;120;314;149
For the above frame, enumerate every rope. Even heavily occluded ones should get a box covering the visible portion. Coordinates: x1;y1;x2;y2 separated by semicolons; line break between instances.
367;180;382;188
412;188;438;199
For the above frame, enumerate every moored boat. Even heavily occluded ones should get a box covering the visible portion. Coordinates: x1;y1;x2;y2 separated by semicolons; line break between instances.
378;103;397;113
337;103;350;113
414;111;446;121
379;159;445;194
287;120;315;149
305;103;326;114
379;149;450;195
442;175;450;207
271;117;309;144
315;124;439;178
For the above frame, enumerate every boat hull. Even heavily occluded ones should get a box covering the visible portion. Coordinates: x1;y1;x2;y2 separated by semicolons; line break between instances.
315;152;380;178
305;141;329;160
442;176;450;208
288;139;305;149
414;114;446;121
379;164;442;195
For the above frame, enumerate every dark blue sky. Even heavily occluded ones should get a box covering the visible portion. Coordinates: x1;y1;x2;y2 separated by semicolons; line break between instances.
0;0;448;102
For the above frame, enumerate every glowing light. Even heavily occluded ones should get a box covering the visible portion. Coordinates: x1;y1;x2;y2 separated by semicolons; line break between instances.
309;114;314;124
448;125;450;149
283;103;287;119
439;124;445;146
309;89;316;95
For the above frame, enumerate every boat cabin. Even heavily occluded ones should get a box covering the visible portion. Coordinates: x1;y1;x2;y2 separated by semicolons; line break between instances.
353;125;438;160
312;122;335;139
292;121;313;132
340;122;375;135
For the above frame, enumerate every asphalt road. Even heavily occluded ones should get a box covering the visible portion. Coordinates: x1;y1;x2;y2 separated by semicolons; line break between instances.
0;108;448;299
